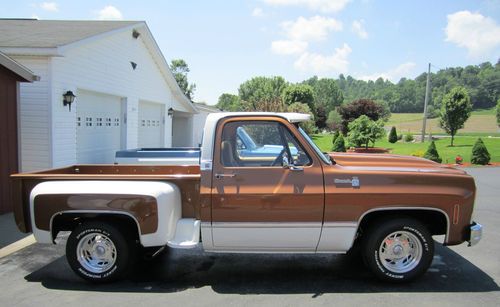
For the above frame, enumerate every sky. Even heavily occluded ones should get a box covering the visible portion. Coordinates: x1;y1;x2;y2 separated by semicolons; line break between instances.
1;0;500;105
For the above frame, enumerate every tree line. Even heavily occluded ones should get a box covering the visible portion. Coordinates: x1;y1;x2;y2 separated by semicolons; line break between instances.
216;60;500;120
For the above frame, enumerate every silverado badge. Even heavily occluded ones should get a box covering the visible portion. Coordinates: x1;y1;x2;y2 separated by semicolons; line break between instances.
334;176;360;188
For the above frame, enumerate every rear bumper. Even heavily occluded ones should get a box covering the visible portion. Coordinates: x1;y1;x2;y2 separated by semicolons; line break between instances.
468;222;483;247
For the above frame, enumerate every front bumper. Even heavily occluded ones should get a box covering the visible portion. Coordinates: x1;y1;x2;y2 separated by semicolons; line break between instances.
468;222;483;247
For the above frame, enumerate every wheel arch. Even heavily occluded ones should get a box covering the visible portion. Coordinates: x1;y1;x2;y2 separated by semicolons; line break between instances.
51;210;141;245
356;207;450;243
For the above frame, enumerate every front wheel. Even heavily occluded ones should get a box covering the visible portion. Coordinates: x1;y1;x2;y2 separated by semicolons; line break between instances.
362;218;434;282
66;222;135;283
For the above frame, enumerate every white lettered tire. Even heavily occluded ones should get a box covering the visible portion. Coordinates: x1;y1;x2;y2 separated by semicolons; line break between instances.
362;218;434;282
66;222;135;283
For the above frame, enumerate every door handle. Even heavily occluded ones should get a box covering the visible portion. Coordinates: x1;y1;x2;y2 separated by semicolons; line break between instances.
288;166;303;172
215;173;236;179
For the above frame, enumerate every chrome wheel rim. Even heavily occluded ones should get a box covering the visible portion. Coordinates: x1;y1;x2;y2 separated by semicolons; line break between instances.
76;233;117;273
379;230;422;274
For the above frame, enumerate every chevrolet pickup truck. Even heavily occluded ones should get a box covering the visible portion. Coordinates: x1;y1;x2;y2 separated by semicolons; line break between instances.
11;112;482;283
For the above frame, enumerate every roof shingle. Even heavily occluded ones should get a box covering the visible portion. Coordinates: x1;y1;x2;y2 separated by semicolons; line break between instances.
0;19;142;48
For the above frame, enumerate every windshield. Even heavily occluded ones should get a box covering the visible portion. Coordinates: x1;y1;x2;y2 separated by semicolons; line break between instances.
298;127;332;165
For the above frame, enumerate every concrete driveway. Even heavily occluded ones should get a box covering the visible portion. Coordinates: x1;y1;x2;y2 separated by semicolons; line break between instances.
0;167;499;306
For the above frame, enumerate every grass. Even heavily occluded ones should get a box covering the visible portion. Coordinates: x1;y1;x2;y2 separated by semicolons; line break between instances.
311;134;500;164
386;108;498;134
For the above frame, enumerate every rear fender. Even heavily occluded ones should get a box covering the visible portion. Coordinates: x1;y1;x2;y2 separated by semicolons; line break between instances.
29;181;181;247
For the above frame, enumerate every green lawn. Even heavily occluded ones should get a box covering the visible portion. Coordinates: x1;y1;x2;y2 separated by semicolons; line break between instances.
386;108;498;134
311;134;500;164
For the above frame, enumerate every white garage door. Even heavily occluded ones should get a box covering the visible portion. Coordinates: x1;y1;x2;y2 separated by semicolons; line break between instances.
138;101;164;148
76;90;122;164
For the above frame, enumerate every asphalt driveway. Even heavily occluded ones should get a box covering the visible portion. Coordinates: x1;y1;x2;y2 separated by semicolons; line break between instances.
0;167;499;306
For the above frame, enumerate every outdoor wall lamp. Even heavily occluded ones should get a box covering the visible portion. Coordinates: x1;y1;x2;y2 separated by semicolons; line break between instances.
63;90;76;111
168;107;174;117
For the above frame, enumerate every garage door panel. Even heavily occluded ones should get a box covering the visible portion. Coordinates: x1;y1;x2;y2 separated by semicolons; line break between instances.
76;90;122;164
138;101;164;148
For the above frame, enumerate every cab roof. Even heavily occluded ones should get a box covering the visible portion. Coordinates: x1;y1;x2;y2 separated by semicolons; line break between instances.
208;112;311;123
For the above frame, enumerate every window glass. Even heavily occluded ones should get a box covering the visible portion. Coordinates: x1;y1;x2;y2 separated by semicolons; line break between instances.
220;121;311;167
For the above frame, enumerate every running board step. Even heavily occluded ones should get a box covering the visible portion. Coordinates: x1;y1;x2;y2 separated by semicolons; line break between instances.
167;218;200;249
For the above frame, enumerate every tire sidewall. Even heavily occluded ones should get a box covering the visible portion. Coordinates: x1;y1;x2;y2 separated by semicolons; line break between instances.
66;223;130;283
364;219;434;282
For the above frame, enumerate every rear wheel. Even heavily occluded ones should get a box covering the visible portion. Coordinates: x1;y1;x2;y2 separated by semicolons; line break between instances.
362;218;434;282
66;222;135;283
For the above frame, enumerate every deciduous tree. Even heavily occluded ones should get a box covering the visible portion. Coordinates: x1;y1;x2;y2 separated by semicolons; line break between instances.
170;59;196;100
217;93;241;111
439;87;472;146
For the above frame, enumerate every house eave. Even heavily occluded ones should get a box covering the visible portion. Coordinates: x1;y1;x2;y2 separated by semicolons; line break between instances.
0;51;40;82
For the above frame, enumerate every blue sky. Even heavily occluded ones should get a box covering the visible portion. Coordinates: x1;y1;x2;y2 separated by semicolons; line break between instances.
2;0;500;105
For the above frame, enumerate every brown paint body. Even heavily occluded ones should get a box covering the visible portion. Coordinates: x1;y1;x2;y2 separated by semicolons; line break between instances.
11;116;477;246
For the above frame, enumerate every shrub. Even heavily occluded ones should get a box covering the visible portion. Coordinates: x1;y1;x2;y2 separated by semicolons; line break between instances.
471;138;491;165
388;126;398;143
397;134;403;140
404;133;414;142
347;115;386;149
411;150;425;158
423;141;442;163
331;131;340;146
332;134;346;152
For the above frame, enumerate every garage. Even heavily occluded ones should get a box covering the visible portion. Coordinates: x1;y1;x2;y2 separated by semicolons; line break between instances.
76;90;123;164
138;101;164;148
172;111;194;147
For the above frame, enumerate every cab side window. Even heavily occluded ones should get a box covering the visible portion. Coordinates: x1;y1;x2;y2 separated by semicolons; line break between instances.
220;121;311;167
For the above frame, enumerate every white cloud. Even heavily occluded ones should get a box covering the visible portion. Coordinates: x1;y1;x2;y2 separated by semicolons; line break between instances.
271;40;308;55
281;16;342;42
359;62;417;82
445;10;500;58
263;0;351;13
294;43;352;73
97;5;123;20
40;2;58;12
252;7;264;17
351;19;368;39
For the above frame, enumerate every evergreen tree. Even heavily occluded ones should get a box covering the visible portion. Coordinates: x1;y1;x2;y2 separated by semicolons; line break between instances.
388;126;398;143
332;134;346;152
332;131;340;146
471;138;491;165
423;141;442;163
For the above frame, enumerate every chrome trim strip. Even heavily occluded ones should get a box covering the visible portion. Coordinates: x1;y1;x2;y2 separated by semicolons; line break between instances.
322;222;358;228
211;222;322;228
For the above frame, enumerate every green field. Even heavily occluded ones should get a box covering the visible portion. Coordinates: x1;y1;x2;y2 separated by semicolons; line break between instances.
311;134;500;164
386;109;499;134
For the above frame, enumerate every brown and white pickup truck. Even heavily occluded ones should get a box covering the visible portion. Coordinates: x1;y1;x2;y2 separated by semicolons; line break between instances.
11;112;482;283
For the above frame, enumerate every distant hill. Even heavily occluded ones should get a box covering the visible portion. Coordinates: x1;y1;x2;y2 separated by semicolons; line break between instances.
336;60;500;114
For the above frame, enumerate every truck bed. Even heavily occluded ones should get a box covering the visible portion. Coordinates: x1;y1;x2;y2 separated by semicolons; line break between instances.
11;164;201;233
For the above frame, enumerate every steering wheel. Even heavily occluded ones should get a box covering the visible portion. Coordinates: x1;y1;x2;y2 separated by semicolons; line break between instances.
271;148;287;166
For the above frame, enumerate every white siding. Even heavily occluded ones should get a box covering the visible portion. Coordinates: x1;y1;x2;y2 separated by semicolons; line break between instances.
13;56;51;172
49;29;191;166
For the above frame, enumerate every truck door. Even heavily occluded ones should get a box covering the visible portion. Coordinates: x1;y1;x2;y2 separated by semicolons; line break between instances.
211;117;325;251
